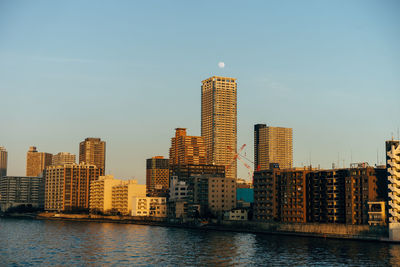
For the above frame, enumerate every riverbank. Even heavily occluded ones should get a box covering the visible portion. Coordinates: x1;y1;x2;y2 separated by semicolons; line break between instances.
9;212;392;243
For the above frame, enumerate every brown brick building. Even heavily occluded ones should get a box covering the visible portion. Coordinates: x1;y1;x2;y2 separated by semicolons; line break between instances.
79;138;106;171
26;146;53;177
169;128;207;165
254;165;388;225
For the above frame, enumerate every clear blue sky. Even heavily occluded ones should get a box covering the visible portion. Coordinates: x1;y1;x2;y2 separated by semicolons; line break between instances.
1;0;399;183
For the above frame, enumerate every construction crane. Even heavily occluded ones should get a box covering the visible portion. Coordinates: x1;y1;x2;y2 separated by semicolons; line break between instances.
227;144;254;183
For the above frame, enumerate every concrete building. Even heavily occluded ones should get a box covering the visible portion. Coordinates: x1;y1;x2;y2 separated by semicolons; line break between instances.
26;146;53;177
44;163;103;212
201;76;237;179
131;197;167;218
0;147;7;177
89;175;123;213
345;164;387;225
368;201;386;226
254;124;293;171
253;168;281;221
387;140;400;240
52;152;76;166
111;180;146;215
0;176;44;212
79;137;106;170
225;208;248;221
146;156;170;197
169;128;207;165
169;176;189;201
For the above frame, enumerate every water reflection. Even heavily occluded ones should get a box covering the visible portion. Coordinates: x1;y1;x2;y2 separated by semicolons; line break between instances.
0;218;399;266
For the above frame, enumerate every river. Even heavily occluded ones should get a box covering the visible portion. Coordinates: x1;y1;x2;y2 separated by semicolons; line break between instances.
1;218;399;266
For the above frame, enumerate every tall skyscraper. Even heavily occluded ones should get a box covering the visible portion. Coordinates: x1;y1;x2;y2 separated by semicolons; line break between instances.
387;140;400;240
52;152;76;166
26;146;53;177
201;76;237;179
79;138;106;171
0;147;7;177
169;128;207;165
146;156;169;196
254;124;293;170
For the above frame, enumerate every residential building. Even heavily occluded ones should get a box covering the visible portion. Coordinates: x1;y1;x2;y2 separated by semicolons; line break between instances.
169;128;207;165
254;124;293;171
146;156;169;196
201;76;237;179
111;180;146;215
0;146;7;177
89;175;123;213
0;176;44;212
345;164;386;225
26;146;53;177
169;176;189;201
44;163;103;212
387;139;400;240
52;152;76;166
131;197;167;218
79;137;106;170
253;168;281;221
368;201;386;226
225;208;248;221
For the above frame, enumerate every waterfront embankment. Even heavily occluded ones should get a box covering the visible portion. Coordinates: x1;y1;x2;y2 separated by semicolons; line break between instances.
28;212;395;243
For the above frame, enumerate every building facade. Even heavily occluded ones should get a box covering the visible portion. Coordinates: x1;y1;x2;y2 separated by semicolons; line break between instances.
79;138;106;170
131;197;167;218
387;140;400;240
44;163;103;212
52;152;76;166
169;128;207;165
201;76;237;179
89;175;123;213
26;146;53;177
0;176;44;212
0;146;7;177
254;124;293;171
146;156;170;196
111;180;146;215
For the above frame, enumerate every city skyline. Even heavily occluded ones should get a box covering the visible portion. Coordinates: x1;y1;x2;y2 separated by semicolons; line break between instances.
1;1;399;183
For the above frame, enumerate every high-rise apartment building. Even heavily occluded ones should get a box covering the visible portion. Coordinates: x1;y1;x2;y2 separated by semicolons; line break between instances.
0;176;45;212
387;140;400;240
44;163;103;212
169;128;207;166
26;146;53;177
201;76;237;179
89;175;123;213
254;124;293;170
52;152;76;166
0;146;7;177
79;138;106;170
146;156;170;196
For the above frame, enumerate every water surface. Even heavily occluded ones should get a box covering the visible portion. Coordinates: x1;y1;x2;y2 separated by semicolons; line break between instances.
0;218;399;266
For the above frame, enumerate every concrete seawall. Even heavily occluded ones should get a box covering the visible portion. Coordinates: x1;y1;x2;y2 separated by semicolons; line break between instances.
219;220;389;241
32;213;393;242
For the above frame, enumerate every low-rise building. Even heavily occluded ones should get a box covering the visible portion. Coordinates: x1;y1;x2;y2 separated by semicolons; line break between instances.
132;197;167;217
89;175;123;213
111;180;146;215
225;208;248;221
368;201;386;226
0;176;44;212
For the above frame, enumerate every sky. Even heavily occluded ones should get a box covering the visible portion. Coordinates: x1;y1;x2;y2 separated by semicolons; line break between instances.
0;0;399;184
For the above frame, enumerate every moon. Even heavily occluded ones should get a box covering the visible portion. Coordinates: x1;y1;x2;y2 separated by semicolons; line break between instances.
218;62;225;68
